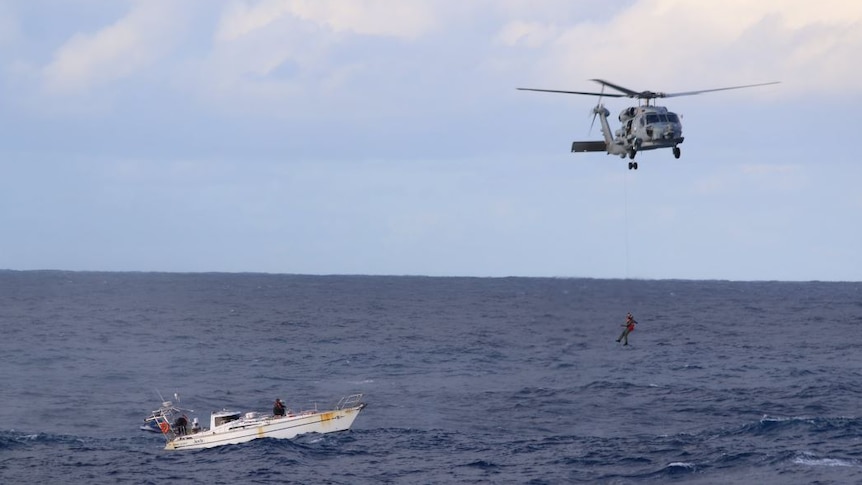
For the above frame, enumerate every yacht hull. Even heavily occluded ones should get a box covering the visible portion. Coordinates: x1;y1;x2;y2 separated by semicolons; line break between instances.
165;404;365;451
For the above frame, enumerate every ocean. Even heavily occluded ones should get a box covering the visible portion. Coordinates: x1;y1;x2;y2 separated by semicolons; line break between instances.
0;271;860;484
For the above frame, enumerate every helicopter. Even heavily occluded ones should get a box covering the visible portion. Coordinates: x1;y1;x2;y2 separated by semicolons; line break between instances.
518;79;780;170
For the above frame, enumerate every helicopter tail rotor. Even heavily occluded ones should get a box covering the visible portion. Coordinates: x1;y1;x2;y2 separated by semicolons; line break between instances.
589;84;605;134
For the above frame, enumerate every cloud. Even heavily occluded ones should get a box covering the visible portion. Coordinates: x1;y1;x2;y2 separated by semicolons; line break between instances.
16;0;862;126
196;0;862;121
0;2;22;50
216;0;438;42
495;20;559;48
189;0;456;118
504;0;862;96
40;0;186;95
22;0;862;107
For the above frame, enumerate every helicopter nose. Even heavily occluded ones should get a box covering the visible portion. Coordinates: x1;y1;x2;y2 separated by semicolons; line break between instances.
665;126;682;139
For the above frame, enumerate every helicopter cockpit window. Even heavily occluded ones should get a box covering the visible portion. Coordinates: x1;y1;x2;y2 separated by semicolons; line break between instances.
666;113;680;123
646;114;660;124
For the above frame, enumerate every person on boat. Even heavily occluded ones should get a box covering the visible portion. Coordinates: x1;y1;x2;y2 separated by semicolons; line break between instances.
191;417;201;434
273;398;286;417
616;312;637;346
174;415;188;435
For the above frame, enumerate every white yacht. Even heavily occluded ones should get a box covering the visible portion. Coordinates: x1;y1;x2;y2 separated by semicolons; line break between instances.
145;394;366;451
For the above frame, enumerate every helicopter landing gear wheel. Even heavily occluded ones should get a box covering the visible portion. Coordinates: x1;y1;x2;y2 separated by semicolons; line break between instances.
673;146;681;159
627;162;638;170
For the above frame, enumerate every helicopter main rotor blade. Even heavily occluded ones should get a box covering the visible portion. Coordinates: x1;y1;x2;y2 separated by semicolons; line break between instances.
662;81;781;98
590;79;641;97
516;87;625;98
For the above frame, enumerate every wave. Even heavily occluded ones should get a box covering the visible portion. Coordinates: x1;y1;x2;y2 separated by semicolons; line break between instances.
724;415;862;438
666;461;696;469
0;430;88;449
644;461;698;478
793;452;858;468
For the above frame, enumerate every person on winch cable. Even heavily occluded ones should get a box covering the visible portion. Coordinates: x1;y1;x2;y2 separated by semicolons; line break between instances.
616;312;637;346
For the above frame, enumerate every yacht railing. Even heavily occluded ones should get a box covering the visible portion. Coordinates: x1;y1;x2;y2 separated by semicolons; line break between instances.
336;393;364;410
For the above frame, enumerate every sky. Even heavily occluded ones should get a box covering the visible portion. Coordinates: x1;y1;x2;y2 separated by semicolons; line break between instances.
1;0;860;281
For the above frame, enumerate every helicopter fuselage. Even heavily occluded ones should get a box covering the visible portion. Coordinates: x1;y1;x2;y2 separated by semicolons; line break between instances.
574;103;684;168
617;105;683;152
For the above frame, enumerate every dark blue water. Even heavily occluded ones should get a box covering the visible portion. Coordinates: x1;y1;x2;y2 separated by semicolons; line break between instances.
1;271;861;483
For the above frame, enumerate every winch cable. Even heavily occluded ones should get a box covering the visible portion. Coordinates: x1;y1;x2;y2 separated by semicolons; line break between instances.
624;171;631;280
